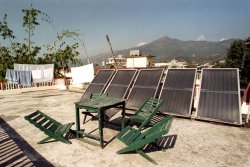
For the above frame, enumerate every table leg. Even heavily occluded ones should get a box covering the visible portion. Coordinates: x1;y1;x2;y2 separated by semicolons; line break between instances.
98;109;104;148
75;106;80;138
121;102;125;130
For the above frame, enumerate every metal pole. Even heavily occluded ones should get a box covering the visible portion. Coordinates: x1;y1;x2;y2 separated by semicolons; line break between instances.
106;35;118;69
78;37;91;64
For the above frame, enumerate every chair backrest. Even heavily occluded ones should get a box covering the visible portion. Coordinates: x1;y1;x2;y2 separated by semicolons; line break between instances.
24;110;62;133
136;97;164;130
90;93;108;99
137;97;164;117
143;116;173;139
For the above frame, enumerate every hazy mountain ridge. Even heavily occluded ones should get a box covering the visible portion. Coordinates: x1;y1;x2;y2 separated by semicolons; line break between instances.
90;36;235;64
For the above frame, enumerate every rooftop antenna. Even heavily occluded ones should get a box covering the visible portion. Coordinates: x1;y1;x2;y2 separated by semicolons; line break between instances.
76;34;91;64
80;39;91;64
106;35;118;69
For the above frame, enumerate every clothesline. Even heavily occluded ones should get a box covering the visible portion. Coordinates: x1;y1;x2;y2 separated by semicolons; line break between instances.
6;63;94;86
14;64;54;83
5;64;54;86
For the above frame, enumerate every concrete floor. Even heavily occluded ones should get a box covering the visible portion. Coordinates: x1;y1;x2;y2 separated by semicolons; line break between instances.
0;89;250;167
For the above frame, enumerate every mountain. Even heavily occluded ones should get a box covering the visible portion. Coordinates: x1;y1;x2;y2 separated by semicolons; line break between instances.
90;36;235;64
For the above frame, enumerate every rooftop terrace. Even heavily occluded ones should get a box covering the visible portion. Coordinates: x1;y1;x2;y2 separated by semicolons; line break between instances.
0;89;250;166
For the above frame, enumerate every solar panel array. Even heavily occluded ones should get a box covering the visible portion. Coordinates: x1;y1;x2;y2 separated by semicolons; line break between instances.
196;68;242;125
81;69;115;99
159;69;196;117
126;68;164;109
80;67;242;125
104;69;137;99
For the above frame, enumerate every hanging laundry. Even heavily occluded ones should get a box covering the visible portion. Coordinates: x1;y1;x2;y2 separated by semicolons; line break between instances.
31;70;43;81
14;64;54;83
71;63;94;84
5;69;19;83
18;71;32;86
43;68;54;82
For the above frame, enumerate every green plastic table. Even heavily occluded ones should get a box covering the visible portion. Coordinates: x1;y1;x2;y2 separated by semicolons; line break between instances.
74;96;126;148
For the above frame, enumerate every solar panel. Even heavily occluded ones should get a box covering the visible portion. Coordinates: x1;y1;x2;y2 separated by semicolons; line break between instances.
81;69;115;99
159;69;196;117
104;69;137;99
196;68;242;125
126;68;164;109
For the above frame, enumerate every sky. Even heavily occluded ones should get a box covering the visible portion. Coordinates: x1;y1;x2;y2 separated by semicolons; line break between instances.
0;0;250;60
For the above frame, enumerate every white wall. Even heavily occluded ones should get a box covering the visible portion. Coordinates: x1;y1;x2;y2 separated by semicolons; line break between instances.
126;57;149;68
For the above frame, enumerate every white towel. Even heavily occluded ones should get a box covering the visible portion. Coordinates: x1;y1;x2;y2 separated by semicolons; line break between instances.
14;64;54;82
43;68;54;82
31;70;42;82
71;64;94;84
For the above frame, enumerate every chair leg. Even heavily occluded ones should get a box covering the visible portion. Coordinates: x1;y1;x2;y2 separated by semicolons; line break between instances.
136;150;157;165
38;135;71;144
37;136;52;144
83;114;88;124
57;136;72;144
82;113;95;124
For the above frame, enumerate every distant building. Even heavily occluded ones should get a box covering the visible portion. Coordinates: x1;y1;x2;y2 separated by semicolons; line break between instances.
154;59;187;68
130;49;141;56
102;55;126;68
197;63;213;70
126;50;155;68
219;60;226;64
153;62;169;67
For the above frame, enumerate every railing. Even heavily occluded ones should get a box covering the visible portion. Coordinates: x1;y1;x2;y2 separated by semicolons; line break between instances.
0;81;55;91
0;77;90;92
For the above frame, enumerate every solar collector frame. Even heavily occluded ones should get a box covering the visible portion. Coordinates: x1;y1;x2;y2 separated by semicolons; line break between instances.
159;68;197;117
126;68;164;109
81;69;115;99
104;69;137;99
196;68;242;125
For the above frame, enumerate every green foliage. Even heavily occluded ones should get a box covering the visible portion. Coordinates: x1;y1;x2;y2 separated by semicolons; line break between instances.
0;15;15;80
218;38;250;87
0;46;14;80
12;43;41;64
0;5;82;80
44;30;82;76
186;64;197;68
22;5;53;57
0;14;15;42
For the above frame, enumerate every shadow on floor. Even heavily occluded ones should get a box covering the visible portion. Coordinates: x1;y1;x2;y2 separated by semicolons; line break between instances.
0;117;54;167
144;134;178;153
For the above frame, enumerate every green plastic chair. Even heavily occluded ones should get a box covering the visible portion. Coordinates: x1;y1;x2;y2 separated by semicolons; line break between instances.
116;116;173;164
25;110;74;144
82;93;108;124
130;97;164;130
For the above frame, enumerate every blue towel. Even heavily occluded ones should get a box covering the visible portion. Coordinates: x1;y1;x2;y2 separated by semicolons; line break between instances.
5;69;19;83
18;71;32;86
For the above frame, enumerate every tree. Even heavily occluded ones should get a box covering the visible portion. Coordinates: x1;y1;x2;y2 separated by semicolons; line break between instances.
0;14;15;43
0;46;14;80
0;5;83;80
12;43;41;64
221;38;250;87
0;14;15;80
22;4;53;63
186;63;197;68
44;30;82;77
